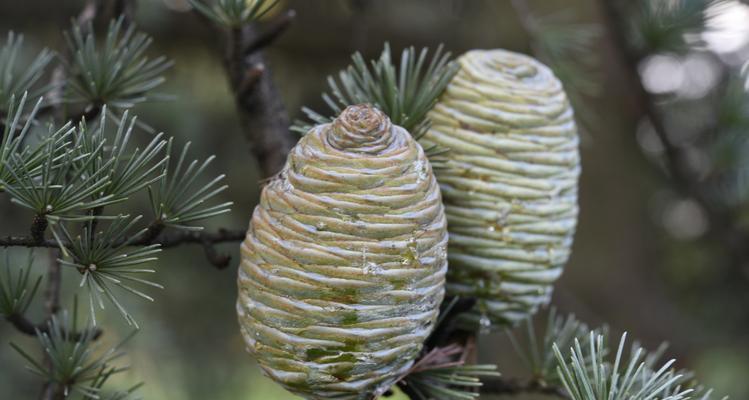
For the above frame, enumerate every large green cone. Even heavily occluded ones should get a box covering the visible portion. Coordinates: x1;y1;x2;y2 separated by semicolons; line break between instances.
421;49;580;328
237;105;448;399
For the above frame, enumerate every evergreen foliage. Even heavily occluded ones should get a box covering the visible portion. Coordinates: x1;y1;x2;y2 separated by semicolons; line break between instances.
0;250;41;317
0;32;53;113
293;43;459;143
11;304;139;399
64;17;172;119
189;0;280;27
0;0;741;399
1;15;231;397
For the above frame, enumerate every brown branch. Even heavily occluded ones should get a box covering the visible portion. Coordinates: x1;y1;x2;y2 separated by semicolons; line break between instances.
39;250;63;400
66;103;103;126
42;253;61;317
134;227;246;247
30;214;49;245
77;0;101;26
113;0;137;26
5;313;102;341
425;297;476;349
0;227;247;269
0;228;247;248
137;220;166;245
219;10;297;179
133;227;247;269
0;236;56;247
242;10;296;56
31;2;134;399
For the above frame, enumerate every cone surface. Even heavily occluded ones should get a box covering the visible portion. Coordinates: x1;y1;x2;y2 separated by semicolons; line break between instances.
237;105;448;399
422;49;580;327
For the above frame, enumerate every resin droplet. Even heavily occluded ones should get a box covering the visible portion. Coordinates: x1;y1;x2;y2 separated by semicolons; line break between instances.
479;314;492;335
413;159;428;183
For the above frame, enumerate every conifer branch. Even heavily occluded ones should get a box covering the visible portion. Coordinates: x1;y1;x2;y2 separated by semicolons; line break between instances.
192;0;296;178
0;228;247;268
34;1;113;396
598;0;749;264
39;254;64;400
5;313;102;341
226;15;296;179
114;0;137;26
242;9;295;55
0;228;247;248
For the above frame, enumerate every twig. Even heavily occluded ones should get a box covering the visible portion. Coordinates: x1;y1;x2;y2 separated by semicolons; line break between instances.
425;296;476;349
5;313;102;341
38;250;63;400
509;0;545;58
30;214;49;245
114;0;137;26
134;227;246;269
35;2;110;399
0;228;247;269
216;9;297;179
42;252;61;317
77;0;101;26
138;220;166;245
242;10;296;55
598;0;749;262
0;228;246;248
66;104;103;126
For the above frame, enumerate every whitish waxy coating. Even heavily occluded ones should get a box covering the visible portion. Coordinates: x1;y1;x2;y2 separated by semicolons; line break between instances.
422;49;580;327
237;105;448;399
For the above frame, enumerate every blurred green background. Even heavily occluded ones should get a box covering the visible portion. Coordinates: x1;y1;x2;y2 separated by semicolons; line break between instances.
1;0;749;399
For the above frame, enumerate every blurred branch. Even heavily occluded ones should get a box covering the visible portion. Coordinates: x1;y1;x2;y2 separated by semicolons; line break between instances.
509;0;544;56
214;9;297;179
598;0;698;200
114;0;137;25
424;297;476;349
242;9;295;55
5;312;102;341
41;253;61;317
134;227;246;269
46;0;101;114
480;377;569;398
48;0;128;122
598;0;749;262
39;251;63;400
65;104;102;126
0;228;247;269
77;0;101;26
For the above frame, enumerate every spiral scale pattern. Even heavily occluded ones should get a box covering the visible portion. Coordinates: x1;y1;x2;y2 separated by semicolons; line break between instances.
422;49;580;327
238;105;448;399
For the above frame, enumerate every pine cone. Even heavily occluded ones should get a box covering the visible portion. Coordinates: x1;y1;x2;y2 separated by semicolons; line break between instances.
237;105;448;399
422;49;580;328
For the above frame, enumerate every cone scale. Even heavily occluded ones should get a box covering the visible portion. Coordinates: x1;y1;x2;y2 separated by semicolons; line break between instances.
422;49;581;327
237;105;448;399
